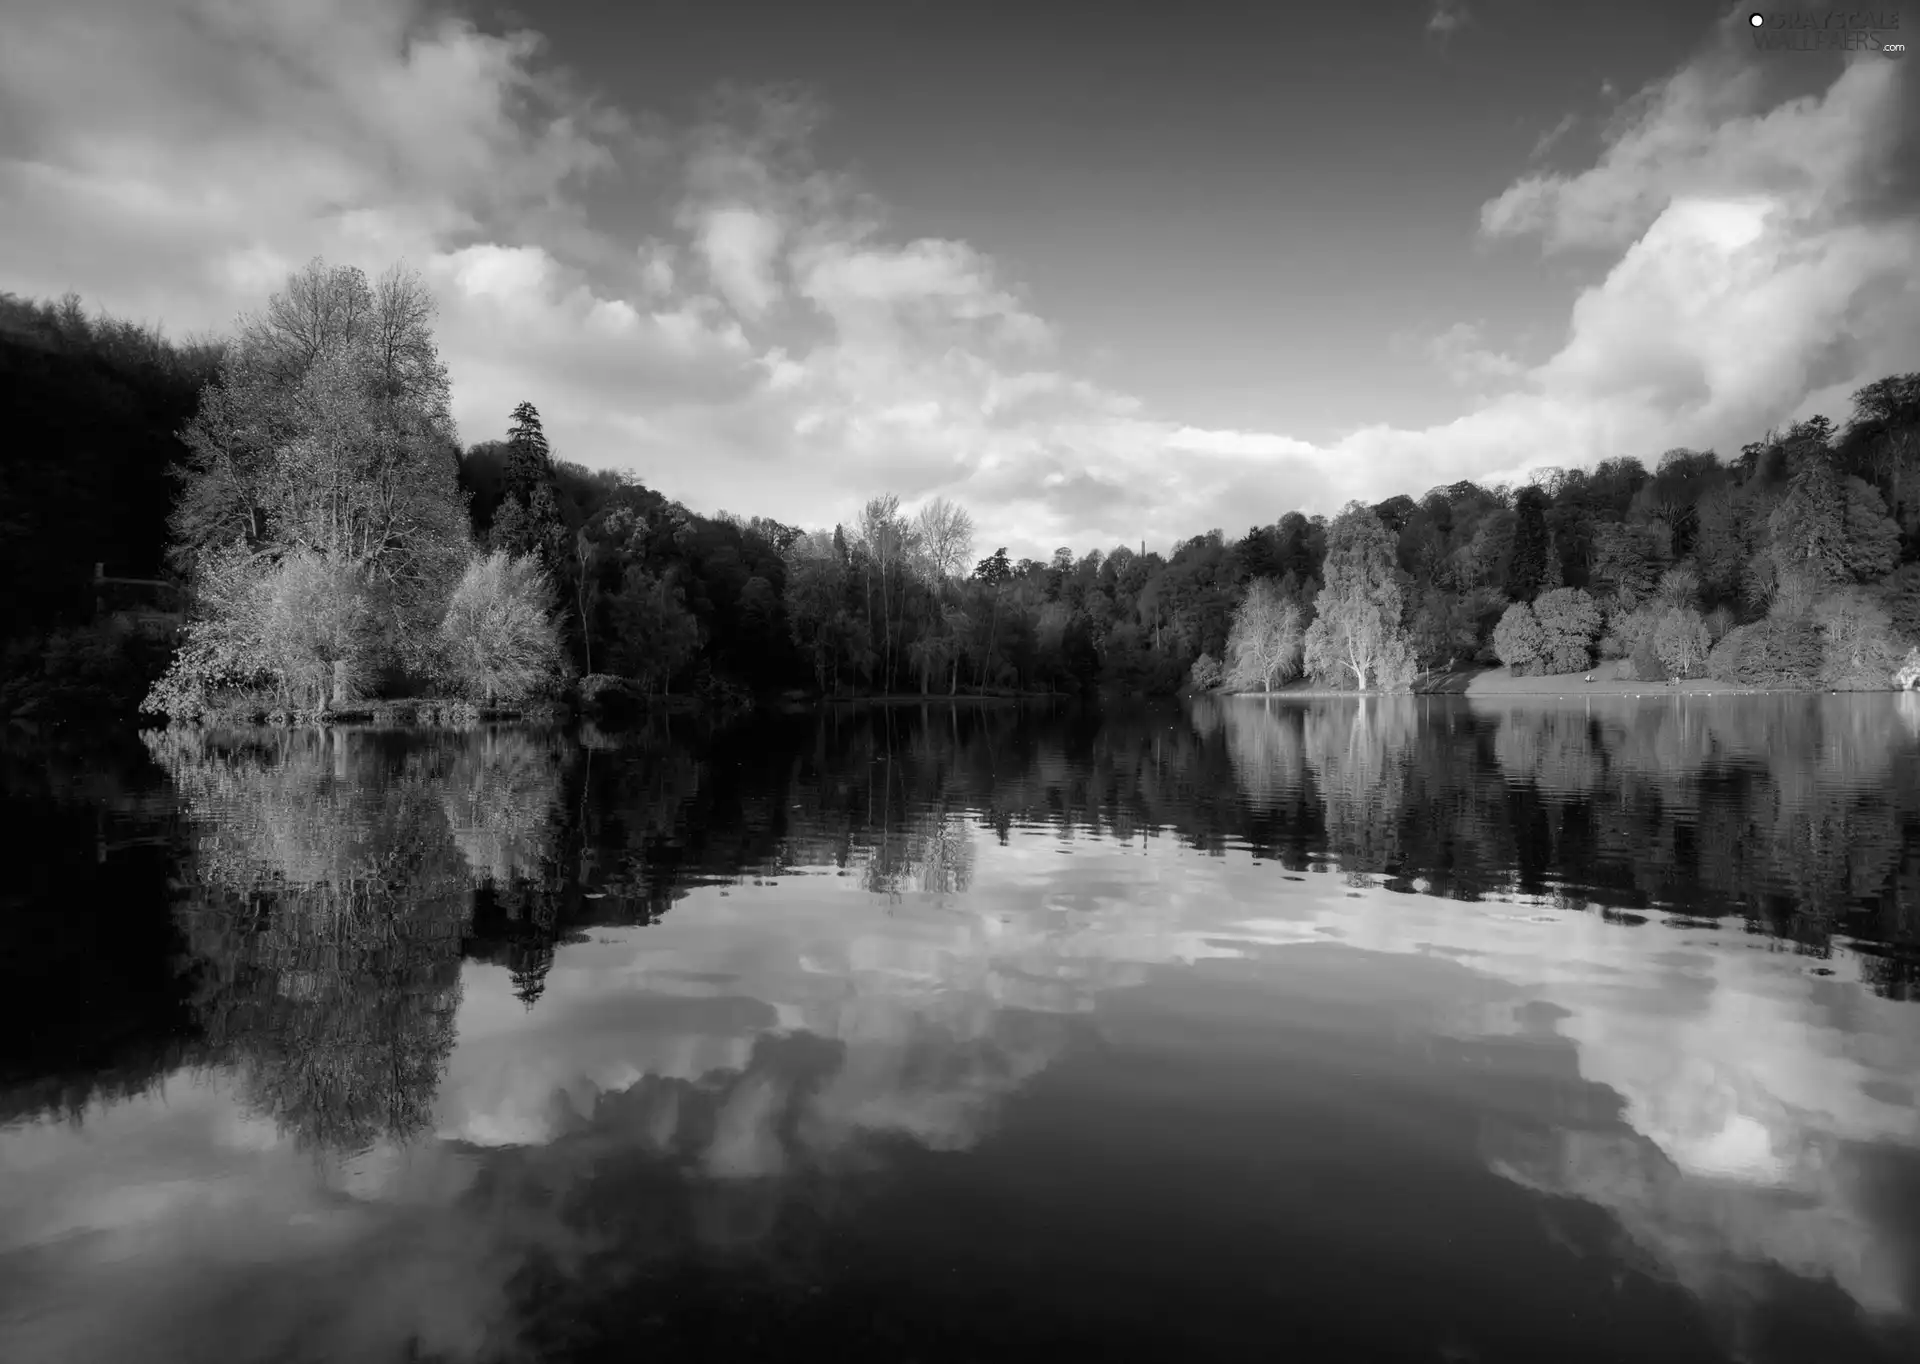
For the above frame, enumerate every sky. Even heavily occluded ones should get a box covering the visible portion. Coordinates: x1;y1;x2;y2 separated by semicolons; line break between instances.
2;0;1916;561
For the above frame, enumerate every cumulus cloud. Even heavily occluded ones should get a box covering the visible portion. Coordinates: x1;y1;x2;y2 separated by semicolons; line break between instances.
1;0;1915;559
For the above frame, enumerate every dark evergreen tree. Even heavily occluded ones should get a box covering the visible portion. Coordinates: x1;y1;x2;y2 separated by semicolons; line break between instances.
1504;486;1552;602
503;400;552;502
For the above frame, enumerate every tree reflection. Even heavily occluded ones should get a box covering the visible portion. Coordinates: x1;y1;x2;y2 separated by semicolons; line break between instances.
144;727;477;1151
1302;696;1418;883
92;687;1920;1167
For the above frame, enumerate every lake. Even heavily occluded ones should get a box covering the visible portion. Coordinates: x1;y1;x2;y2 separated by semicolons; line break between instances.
3;694;1918;1363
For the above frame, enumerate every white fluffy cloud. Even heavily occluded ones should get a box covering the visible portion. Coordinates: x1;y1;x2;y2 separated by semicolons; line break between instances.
1;0;1915;559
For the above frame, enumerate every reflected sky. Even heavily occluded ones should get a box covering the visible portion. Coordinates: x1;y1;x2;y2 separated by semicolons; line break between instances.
2;701;1917;1363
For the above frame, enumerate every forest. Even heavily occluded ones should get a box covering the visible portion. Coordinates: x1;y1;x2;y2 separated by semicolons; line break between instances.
2;255;1918;725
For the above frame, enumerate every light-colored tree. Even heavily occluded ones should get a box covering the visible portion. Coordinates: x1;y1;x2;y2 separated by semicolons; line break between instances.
1652;606;1711;679
142;542;277;720
437;551;563;707
855;493;923;690
1224;577;1304;691
1654;564;1701;611
257;550;379;709
170;258;470;678
913;496;976;581
1492;602;1547;674
1301;503;1415;690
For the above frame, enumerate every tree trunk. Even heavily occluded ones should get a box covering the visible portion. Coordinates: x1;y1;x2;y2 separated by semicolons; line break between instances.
331;659;351;710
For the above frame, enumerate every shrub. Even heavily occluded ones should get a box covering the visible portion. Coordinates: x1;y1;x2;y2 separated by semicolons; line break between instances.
1188;651;1225;691
1492;602;1546;674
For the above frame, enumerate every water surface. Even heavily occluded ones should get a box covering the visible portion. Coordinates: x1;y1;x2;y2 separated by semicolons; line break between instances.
3;694;1919;1363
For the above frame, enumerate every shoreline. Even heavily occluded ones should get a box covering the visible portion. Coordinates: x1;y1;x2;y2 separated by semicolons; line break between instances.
1212;663;1916;700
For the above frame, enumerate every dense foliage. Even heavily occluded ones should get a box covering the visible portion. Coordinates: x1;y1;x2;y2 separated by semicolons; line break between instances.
4;270;1919;720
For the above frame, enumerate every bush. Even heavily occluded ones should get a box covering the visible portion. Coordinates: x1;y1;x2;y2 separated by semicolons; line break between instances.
1188;651;1225;691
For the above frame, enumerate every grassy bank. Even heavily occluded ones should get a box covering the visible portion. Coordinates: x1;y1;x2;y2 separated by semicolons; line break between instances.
1462;662;1749;696
1210;658;1891;700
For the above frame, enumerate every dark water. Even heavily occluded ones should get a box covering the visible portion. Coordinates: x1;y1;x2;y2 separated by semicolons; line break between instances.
4;694;1920;1364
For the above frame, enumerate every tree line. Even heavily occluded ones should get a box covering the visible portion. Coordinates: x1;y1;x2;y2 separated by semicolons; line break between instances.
2;257;1917;722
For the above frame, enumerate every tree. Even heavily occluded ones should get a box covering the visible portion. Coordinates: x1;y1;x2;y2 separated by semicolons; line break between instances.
1769;458;1901;586
437;551;563;706
1591;522;1665;607
1224;577;1304;691
606;565;702;696
257;550;378;709
1301;503;1416;690
1492;602;1547;674
167;258;470;676
1531;587;1602;673
503;401;552;501
1504;487;1551;602
1817;588;1901;687
914;497;976;581
973;547;1014;585
141;542;278;720
1652;606;1710;680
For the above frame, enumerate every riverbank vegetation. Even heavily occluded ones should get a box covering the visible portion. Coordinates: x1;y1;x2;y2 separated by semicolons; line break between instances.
3;260;1917;724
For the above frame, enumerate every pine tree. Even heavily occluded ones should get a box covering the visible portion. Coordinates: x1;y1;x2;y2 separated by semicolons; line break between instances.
503;401;551;503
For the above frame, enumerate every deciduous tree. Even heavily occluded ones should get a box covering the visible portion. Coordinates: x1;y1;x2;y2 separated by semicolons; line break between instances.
1302;504;1415;690
437;551;563;706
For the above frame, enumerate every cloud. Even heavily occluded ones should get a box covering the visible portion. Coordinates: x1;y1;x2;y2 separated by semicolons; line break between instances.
1426;0;1470;39
688;205;785;316
1;0;1915;561
1529;112;1578;162
1425;321;1529;389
